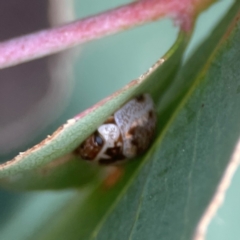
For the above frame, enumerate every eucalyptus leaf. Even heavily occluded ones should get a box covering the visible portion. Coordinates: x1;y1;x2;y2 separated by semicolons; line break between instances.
0;31;188;189
94;2;240;240
0;157;100;190
1;1;239;240
21;1;240;239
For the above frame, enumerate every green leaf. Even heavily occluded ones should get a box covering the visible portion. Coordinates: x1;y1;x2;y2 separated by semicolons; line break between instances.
20;1;240;239
0;30;188;189
94;3;240;240
0;157;100;190
206;154;240;239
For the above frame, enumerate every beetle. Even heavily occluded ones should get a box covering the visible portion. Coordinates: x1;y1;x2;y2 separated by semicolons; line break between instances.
75;93;157;165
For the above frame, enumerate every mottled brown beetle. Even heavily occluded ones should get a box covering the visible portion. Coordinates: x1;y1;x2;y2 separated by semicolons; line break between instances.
75;94;157;165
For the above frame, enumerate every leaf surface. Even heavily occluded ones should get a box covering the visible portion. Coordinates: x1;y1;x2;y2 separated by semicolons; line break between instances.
25;1;240;239
0;27;187;189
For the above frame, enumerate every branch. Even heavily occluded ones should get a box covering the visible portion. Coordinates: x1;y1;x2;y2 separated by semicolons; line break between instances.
0;0;215;69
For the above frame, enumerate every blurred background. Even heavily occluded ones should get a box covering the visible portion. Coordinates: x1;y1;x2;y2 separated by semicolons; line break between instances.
0;0;236;239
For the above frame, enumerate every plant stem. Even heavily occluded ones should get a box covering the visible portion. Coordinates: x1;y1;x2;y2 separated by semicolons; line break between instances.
0;0;215;69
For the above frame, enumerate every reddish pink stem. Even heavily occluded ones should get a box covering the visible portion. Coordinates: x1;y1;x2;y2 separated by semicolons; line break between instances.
0;0;210;69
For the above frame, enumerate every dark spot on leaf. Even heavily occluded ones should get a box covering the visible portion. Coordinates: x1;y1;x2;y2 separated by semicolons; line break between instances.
157;167;170;178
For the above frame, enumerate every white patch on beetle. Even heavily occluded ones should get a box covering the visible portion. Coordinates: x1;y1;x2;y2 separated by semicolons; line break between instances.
96;124;121;160
114;94;156;158
76;93;157;165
